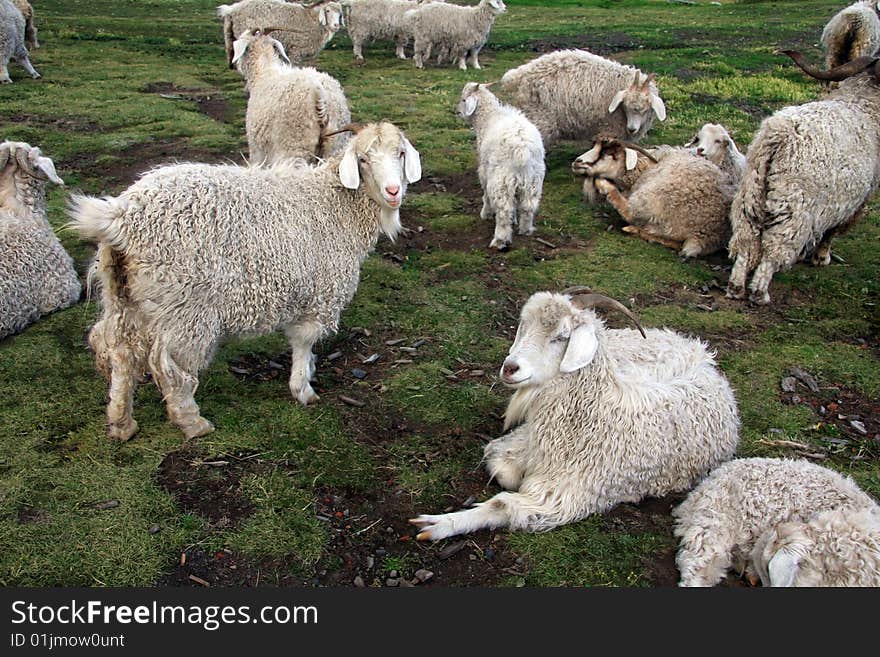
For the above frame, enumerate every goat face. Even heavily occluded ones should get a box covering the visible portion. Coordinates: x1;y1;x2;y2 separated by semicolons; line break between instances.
500;292;599;388
607;73;666;137
571;141;637;180
685;123;731;163
338;122;421;236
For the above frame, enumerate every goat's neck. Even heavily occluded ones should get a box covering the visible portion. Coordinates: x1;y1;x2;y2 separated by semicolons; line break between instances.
617;154;656;191
470;95;504;137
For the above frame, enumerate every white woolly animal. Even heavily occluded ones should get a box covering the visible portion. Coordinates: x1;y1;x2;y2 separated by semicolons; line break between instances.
410;288;739;540
66;122;421;442
750;507;880;587
572;139;734;257
727;51;880;305
0;0;39;83
499;49;666;146
406;0;506;70
673;457;878;587
0;141;80;339
684;123;746;183
232;29;351;163
341;0;432;61
10;0;36;49
822;1;880;68
218;0;344;66
457;82;545;250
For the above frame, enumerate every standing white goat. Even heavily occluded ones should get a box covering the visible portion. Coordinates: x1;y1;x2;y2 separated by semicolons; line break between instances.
406;0;505;70
67;122;421;442
232;29;351;163
411;288;739;540
457;82;545;250
499;49;666;146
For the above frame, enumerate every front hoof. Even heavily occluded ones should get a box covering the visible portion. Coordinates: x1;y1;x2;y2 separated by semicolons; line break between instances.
408;514;456;541
296;386;320;406
183;417;215;440
31;72;41;79
811;251;831;267
108;419;138;442
726;283;745;300
748;289;771;305
489;238;511;251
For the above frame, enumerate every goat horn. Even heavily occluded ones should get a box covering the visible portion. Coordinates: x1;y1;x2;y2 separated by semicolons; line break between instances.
778;49;877;81
617;140;658;163
322;123;364;138
563;290;647;339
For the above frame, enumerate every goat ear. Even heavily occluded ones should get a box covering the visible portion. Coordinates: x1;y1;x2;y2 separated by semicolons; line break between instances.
624;148;638;171
650;94;666;121
767;545;802;587
319;7;328;26
272;38;291;65
560;322;598;373
684;135;697;148
579;143;602;165
0;143;9;171
461;95;478;118
35;156;64;186
231;38;249;66
339;144;360;189
608;89;626;114
402;137;422;183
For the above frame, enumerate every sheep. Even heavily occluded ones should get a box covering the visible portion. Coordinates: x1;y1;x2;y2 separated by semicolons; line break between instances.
10;0;36;50
218;0;344;67
457;82;545;250
406;0;506;71
572;138;734;258
673;457;878;587
1;141;80;340
232;29;351;163
727;51;880;305
66;121;421;442
0;0;39;83
750;507;880;587
684;123;746;183
341;0;432;62
499;49;666;146
821;1;880;69
410;288;740;540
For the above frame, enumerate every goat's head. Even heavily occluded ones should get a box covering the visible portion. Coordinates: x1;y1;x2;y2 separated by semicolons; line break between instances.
230;29;290;73
684;123;735;163
571;138;656;179
500;288;645;388
0;141;64;187
482;0;507;15
607;71;666;137
329;122;422;239
456;81;497;120
316;1;344;32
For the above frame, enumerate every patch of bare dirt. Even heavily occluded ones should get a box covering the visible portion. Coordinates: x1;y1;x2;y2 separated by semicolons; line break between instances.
64;137;238;191
528;32;647;55
6;113;102;133
156;449;260;528
143;81;230;123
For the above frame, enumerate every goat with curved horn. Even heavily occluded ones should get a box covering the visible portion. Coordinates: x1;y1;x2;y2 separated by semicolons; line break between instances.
779;49;878;81
563;289;647;339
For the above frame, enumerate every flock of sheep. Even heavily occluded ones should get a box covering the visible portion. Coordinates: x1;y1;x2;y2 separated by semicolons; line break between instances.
1;0;879;587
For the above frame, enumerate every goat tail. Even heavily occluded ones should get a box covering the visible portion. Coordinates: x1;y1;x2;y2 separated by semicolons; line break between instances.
728;127;781;262
65;194;130;250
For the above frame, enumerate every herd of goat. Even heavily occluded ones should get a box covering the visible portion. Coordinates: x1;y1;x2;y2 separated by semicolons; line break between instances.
1;0;879;587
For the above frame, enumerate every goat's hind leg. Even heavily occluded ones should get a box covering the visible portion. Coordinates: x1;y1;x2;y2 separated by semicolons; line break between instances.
90;317;144;441
410;490;566;541
148;335;214;440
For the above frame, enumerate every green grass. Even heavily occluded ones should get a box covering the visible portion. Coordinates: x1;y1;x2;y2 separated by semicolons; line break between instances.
1;0;878;587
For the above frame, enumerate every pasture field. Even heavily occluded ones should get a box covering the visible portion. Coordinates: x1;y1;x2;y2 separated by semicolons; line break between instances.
0;0;877;587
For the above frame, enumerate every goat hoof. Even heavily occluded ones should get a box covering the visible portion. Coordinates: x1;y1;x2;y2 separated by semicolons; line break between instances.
811;252;831;267
408;514;456;541
489;238;511;251
748;290;771;306
296;387;320;406
108;419;138;442
725;284;745;300
183;417;215;440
